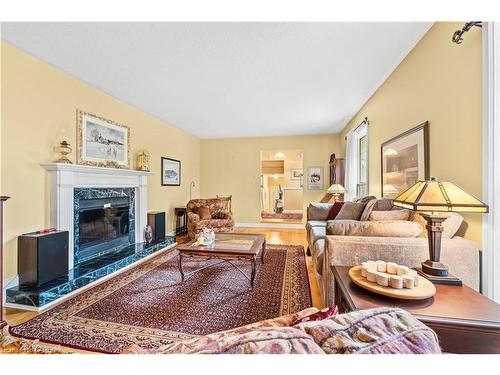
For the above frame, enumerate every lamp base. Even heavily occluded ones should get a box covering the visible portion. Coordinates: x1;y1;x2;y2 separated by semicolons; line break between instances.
415;267;462;286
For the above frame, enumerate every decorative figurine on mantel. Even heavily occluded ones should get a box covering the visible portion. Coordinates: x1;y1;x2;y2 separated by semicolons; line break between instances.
136;149;150;171
53;130;73;164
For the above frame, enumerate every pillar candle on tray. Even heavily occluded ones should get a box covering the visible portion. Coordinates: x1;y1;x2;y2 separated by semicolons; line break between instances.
376;272;390;287
390;275;403;289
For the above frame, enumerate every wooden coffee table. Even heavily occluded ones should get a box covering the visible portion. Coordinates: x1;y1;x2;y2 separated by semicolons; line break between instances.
176;233;266;287
332;265;500;354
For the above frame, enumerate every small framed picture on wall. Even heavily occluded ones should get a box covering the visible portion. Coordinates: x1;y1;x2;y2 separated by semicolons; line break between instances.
161;157;181;186
291;168;303;180
307;166;324;190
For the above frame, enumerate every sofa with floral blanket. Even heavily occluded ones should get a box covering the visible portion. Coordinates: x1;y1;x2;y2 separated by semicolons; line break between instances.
187;198;235;238
124;307;441;354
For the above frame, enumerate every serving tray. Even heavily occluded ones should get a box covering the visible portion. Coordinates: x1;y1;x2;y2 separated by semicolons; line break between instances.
348;265;436;300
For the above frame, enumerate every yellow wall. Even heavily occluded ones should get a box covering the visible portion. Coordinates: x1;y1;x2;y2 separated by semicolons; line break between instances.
339;22;483;244
200;134;340;223
1;42;201;279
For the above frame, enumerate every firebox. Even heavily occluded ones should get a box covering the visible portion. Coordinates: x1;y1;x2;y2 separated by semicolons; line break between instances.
74;188;135;265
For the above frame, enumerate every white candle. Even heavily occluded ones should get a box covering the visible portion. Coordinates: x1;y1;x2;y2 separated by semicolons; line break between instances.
376;272;390;287
376;260;387;272
397;265;410;276
402;275;415;289
361;264;374;278
390;275;403;289
406;269;418;276
367;269;378;282
386;262;398;274
412;274;420;287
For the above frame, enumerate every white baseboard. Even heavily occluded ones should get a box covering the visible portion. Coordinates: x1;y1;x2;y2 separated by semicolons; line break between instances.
3;242;177;312
235;222;304;229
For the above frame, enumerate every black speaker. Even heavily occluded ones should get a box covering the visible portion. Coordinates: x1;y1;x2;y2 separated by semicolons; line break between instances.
18;230;69;287
148;211;165;242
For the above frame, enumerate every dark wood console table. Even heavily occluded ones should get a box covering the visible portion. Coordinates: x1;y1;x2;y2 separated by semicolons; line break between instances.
332;265;500;354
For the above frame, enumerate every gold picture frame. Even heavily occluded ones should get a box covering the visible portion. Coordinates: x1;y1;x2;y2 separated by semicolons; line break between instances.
77;109;130;169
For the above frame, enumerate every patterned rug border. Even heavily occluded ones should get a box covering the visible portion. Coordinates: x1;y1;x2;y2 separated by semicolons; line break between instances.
9;244;311;354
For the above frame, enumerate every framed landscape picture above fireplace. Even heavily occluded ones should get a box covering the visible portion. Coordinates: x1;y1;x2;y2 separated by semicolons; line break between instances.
381;121;429;198
77;110;130;169
161;157;181;186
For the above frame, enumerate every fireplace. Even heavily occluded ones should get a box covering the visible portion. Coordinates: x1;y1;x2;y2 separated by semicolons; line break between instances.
74;188;135;265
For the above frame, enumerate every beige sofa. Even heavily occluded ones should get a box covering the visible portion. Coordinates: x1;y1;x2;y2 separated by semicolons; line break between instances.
306;200;481;307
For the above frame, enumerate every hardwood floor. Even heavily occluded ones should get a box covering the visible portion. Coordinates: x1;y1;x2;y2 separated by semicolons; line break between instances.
3;227;321;328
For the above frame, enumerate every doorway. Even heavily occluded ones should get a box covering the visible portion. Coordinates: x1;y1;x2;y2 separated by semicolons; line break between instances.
260;149;304;223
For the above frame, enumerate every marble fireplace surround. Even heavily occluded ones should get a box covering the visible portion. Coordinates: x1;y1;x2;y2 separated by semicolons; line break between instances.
41;163;154;269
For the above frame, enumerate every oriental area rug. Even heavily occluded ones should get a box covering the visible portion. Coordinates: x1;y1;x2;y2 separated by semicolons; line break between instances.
9;244;311;354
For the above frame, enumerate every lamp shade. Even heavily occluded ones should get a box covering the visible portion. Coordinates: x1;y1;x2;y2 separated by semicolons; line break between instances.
327;183;346;194
393;177;488;213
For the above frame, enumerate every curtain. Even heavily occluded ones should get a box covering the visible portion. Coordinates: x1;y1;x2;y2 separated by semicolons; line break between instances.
344;129;357;201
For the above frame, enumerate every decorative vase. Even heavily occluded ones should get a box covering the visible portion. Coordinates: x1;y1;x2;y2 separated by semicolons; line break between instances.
54;140;73;164
201;228;215;246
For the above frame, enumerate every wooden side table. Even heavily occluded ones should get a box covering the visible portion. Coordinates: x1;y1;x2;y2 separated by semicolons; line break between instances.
332;265;500;354
174;207;187;236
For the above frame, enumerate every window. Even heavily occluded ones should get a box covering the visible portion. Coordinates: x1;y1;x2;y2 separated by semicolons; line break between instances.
357;134;368;196
345;121;368;200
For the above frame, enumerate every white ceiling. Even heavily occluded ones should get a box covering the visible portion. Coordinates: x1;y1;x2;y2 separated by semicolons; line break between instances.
1;22;432;139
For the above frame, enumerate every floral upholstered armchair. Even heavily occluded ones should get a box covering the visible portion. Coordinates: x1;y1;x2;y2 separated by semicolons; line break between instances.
187;198;235;238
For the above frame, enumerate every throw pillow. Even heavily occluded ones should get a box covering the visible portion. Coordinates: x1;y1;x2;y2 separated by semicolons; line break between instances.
307;203;334;221
196;206;211;220
369;209;410;222
335;202;366;220
410;212;463;239
372;198;394;211
326;202;344;220
359;198;377;221
352;195;377;204
291;306;339;326
326;220;422;237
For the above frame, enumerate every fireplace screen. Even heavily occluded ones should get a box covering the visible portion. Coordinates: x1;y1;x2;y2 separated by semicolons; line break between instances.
78;196;130;262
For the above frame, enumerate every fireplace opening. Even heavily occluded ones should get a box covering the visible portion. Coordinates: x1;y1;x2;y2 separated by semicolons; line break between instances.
78;196;130;263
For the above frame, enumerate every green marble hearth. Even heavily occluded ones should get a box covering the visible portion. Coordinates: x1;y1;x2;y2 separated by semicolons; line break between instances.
5;237;175;309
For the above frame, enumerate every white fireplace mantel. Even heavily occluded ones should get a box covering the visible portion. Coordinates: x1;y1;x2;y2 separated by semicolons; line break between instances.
41;163;154;269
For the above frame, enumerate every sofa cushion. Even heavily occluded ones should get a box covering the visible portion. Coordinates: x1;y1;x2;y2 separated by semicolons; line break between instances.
326;201;344;220
411;212;463;239
326;220;422;238
369;209;410;222
310;226;326;245
313;239;325;275
335;202;366;220
307;203;333;221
